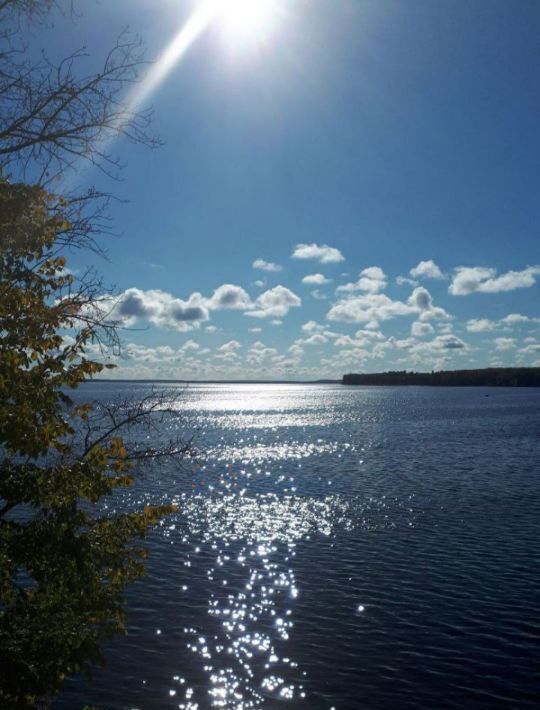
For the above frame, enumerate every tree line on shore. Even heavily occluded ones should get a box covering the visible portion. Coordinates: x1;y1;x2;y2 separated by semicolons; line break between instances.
342;368;540;387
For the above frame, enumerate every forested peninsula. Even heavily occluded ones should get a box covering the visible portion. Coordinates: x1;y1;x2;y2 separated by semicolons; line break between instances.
342;368;540;387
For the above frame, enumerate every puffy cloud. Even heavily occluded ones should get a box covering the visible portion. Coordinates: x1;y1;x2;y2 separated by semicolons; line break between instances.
292;243;344;264
403;334;468;359
410;259;445;280
334;329;383;348
466;318;496;332
500;313;537;325
311;289;328;300
179;339;200;351
303;333;328;345
328;287;449;327
436;334;466;349
246;285;301;318
114;288;209;331
253;258;282;272
449;265;540;295
407;287;451;322
246;341;278;364
301;320;320;333
219;340;242;353
495;337;516;351
124;343;177;363
302;273;331;285
288;343;304;357
206;284;253;311
407;286;433;310
337;266;387;294
438;323;454;334
396;276;418;287
327;293;414;324
519;342;540;354
388;336;416;350
411;321;434;337
466;314;539;332
248;327;262;333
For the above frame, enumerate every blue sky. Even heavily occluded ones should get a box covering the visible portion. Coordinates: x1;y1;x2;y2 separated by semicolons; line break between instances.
45;0;539;378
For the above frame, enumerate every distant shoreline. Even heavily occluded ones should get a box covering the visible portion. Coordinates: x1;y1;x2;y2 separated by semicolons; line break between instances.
86;368;540;387
343;367;540;387
87;379;341;385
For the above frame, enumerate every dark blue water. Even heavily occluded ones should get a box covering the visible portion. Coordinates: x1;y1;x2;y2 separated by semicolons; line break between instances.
56;384;540;709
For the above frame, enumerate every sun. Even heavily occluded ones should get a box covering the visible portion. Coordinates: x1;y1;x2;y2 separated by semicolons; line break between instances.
204;0;280;46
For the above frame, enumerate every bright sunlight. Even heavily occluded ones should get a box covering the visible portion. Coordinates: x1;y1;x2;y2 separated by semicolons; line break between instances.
208;0;279;43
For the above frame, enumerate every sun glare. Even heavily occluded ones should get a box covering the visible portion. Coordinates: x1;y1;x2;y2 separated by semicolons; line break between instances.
205;0;280;46
98;0;282;163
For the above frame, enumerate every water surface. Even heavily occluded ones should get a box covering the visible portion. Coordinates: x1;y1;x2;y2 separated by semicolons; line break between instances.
57;384;540;709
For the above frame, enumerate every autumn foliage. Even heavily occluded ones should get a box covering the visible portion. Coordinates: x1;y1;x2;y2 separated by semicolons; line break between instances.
0;2;185;706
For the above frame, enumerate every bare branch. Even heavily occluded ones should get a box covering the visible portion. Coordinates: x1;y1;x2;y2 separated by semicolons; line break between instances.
0;29;162;184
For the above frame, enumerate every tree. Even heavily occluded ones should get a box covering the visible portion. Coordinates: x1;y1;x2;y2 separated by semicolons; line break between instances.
0;3;189;706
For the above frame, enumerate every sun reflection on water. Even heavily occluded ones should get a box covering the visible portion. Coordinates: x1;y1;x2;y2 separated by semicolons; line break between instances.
168;479;352;708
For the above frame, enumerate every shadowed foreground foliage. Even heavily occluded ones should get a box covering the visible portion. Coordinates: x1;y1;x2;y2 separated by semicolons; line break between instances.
0;181;193;708
0;2;190;706
0;179;193;707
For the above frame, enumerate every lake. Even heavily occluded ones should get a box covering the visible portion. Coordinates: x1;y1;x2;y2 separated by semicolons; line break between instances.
56;383;540;709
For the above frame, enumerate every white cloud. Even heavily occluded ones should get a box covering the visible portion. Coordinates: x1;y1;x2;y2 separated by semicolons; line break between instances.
334;329;383;349
301;320;320;333
466;318;496;332
327;286;449;327
246;285;301;318
449;265;540;295
302;273;331;285
411;321;434;337
407;287;451;322
246;340;278;364
410;259;445;280
388;336;417;350
311;290;328;300
114;288;209;331
407;286;433;310
396;276;418;287
501;313;536;325
303;333;328;345
432;334;466;350
219;340;241;353
405;334;467;356
288;343;304;357
495;337;516;351
206;284;253;311
292;243;344;264
248;327;262;333
438;323;454;334
179;339;200;351
466;313;539;332
253;258;282;272
327;293;414;324
519;342;540;354
337;266;387;294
